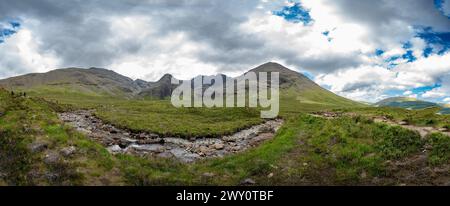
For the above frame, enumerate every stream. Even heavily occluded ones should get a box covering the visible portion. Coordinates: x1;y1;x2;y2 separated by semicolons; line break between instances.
58;110;283;162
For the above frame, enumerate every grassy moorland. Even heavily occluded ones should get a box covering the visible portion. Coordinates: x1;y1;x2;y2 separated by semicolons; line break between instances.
22;85;363;138
1;84;449;185
0;89;118;185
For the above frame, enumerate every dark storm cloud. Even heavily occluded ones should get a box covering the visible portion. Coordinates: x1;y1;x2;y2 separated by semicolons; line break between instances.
0;0;449;81
0;0;267;71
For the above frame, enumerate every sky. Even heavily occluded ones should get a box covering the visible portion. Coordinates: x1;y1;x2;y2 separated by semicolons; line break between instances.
0;0;450;103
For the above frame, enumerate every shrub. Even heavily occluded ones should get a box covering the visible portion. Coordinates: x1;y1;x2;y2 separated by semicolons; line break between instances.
427;133;450;165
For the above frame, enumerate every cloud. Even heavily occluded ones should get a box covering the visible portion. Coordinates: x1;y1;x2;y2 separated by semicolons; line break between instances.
0;0;449;103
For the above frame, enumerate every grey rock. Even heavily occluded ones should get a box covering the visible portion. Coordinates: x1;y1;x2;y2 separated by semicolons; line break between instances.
157;152;174;158
240;178;256;185
60;146;76;157
213;143;225;150
29;141;49;153
398;121;408;125
107;145;122;153
44;152;60;165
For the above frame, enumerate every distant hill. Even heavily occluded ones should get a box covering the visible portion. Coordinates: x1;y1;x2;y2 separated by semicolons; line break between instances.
0;68;145;98
375;97;450;114
0;62;361;111
375;97;439;109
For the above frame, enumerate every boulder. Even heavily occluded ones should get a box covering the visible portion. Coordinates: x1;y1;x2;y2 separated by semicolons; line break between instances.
213;143;225;150
60;146;76;157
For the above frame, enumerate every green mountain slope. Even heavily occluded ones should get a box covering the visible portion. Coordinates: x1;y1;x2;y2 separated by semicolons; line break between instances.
249;62;362;113
0;68;144;98
0;62;362;113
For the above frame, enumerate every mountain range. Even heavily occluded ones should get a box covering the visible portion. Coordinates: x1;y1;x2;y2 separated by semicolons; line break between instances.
375;96;450;114
0;62;360;110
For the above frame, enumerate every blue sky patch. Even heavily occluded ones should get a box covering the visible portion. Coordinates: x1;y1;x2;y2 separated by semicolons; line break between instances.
375;49;385;56
322;31;333;42
412;84;441;94
302;71;315;80
402;50;417;62
402;41;413;49
10;21;21;29
415;26;450;55
273;1;313;25
423;47;433;57
385;55;401;68
0;20;21;44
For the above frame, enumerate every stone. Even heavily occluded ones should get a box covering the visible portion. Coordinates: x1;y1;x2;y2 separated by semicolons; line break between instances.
213;143;225;150
398;121;408;125
137;138;165;145
438;128;448;132
107;145;122;153
158;152;174;159
267;173;274;178
118;140;131;149
240;178;256;185
130;144;166;153
29;141;49;153
138;133;148;139
259;126;274;133
198;146;210;154
223;136;236;142
360;171;367;179
60;146;76;157
232;146;242;151
44;152;60;165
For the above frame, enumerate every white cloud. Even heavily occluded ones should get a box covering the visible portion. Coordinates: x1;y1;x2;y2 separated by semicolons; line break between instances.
0;25;60;78
0;0;449;103
403;91;413;95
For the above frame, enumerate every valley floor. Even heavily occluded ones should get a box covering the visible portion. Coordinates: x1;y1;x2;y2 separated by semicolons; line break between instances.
1;89;449;186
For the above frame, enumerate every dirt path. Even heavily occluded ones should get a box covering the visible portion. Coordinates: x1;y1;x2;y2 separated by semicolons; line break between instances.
372;117;450;138
311;111;450;138
59;110;283;162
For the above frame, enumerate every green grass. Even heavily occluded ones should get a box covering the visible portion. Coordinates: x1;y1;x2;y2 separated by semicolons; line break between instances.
95;101;263;138
0;89;120;185
1;88;449;185
427;133;450;165
280;87;365;115
18;85;363;138
3;85;449;185
265;115;423;185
